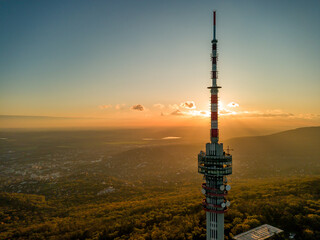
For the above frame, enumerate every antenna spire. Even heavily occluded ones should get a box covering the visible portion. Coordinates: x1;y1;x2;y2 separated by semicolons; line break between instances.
210;10;219;143
213;11;216;40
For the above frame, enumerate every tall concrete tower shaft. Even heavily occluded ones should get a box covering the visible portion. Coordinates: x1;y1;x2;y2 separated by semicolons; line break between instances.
198;11;233;240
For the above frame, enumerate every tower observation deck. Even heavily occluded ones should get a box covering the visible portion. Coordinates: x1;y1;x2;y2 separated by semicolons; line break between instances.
198;11;232;240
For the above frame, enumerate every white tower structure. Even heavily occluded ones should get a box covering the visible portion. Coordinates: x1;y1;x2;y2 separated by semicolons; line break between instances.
198;11;232;240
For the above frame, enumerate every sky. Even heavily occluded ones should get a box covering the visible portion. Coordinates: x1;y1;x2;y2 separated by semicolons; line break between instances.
0;0;319;136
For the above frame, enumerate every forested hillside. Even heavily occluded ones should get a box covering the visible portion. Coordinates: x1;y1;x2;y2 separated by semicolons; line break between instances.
0;177;319;239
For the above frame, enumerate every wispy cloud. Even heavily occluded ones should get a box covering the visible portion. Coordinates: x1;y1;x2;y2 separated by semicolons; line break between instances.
169;104;179;110
99;104;112;109
131;104;145;111
113;100;318;123
170;110;184;116
187;110;210;117
237;110;294;118
162;136;181;140
167;102;298;120
180;101;196;109
153;103;165;109
219;109;237;116
227;102;239;108
296;113;320;119
115;104;126;110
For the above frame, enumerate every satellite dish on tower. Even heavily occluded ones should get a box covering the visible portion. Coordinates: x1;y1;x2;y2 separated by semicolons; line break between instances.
221;202;226;208
226;185;231;191
201;188;206;194
226;201;231;207
219;185;225;191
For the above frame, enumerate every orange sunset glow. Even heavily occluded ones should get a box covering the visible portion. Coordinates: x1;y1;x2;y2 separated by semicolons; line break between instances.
1;1;320;240
1;0;319;139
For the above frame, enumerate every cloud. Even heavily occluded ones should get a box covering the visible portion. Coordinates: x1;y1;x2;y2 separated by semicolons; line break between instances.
180;101;196;109
153;103;165;109
142;138;154;141
169;104;179;110
187;110;210;117
252;110;294;118
227;102;239;108
296;113;320;119
219;109;237;115
115;104;126;110
99;105;112;109
170;110;184;116
224;109;295;118
162;136;181;140
131;104;145;111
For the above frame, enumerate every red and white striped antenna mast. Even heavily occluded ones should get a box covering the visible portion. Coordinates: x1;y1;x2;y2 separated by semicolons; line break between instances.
209;10;220;143
198;11;233;240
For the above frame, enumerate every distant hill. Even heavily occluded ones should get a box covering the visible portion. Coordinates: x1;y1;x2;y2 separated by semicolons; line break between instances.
1;126;318;184
224;126;320;178
105;126;320;180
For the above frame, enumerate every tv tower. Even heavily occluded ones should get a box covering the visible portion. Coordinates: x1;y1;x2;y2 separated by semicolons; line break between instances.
198;11;232;240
